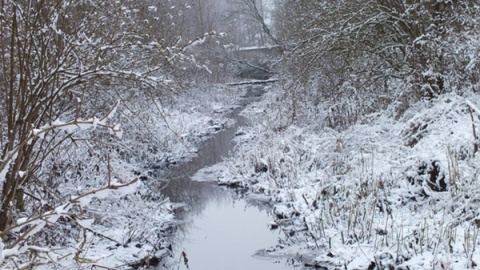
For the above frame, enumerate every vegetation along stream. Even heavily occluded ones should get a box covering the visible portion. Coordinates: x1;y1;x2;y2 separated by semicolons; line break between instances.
159;85;302;270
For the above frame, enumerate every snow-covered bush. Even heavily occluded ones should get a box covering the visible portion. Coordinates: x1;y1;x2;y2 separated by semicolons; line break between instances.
0;0;239;268
274;1;480;129
215;84;480;269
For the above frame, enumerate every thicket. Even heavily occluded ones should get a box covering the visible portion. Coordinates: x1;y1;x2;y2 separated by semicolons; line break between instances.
273;0;480;127
0;0;236;268
213;1;480;268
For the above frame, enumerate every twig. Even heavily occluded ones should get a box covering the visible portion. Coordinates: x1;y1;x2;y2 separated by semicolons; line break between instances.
107;153;112;186
82;226;121;245
226;79;278;86
468;105;478;154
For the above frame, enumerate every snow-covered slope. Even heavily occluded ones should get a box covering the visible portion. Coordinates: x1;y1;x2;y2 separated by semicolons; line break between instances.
211;87;480;269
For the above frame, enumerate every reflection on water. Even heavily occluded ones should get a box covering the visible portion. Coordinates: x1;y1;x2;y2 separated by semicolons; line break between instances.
159;106;246;207
158;86;302;269
176;193;296;270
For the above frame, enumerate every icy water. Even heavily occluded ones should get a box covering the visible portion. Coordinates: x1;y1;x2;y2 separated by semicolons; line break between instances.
160;86;300;270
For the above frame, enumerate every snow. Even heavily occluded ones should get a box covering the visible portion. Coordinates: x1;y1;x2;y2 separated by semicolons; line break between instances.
51;119;64;126
76;218;95;228
234;44;280;52
148;5;157;12
5;23;479;269
192;85;480;269
28;101;122;143
191;163;227;182
111;123;123;138
0;153;17;187
32;128;44;139
4;78;480;269
0;82;245;269
0;241;4;265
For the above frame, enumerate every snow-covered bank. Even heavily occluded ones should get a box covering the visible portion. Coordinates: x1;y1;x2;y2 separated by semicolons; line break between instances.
116;84;246;169
0;84;245;270
74;84;248;268
208;85;480;269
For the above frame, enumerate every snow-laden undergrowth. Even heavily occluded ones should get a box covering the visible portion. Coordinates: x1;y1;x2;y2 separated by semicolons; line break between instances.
213;86;480;269
0;84;242;269
115;84;242;167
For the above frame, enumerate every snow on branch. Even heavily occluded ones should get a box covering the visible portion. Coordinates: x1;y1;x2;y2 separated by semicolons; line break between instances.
32;99;122;138
0;178;139;267
181;31;224;51
466;99;480;117
0;101;122;187
69;178;139;207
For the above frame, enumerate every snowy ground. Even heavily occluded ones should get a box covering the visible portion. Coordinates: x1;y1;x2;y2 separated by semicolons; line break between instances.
115;84;246;169
81;84;248;269
8;80;480;269
202;85;480;270
0;84;246;270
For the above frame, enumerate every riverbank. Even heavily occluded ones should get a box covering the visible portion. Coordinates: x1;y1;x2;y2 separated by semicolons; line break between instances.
208;85;480;269
159;84;304;270
26;83;250;270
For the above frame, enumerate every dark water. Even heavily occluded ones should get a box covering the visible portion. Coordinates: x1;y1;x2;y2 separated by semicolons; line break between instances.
159;86;300;270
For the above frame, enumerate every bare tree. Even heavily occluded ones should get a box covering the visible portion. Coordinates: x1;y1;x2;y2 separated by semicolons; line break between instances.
239;0;279;46
0;0;212;267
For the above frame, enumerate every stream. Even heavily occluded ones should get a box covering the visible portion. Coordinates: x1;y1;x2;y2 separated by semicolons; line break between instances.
159;85;302;269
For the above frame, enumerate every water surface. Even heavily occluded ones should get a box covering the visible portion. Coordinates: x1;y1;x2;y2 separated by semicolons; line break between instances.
159;86;300;269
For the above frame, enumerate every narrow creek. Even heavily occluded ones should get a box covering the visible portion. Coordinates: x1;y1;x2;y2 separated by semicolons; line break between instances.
158;85;301;269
